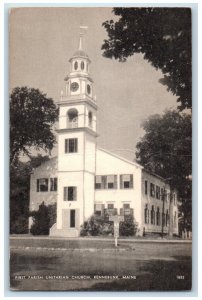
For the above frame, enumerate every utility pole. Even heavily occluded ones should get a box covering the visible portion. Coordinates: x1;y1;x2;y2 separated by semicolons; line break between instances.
168;189;174;237
161;188;165;238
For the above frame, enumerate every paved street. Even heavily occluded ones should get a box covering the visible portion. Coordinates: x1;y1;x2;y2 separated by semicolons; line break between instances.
10;237;192;291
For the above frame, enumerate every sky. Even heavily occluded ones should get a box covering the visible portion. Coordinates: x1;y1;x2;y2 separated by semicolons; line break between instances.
9;7;178;161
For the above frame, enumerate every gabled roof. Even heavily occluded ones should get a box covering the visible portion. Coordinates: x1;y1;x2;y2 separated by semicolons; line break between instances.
97;148;143;169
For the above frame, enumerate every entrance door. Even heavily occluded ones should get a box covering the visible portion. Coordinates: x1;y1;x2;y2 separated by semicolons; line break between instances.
70;209;75;228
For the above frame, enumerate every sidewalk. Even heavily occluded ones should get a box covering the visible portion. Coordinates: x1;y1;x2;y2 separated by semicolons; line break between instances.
10;234;192;243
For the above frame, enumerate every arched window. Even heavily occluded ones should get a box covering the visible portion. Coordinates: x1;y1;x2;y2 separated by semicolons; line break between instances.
67;108;78;128
88;111;92;128
74;61;78;70
81;61;85;70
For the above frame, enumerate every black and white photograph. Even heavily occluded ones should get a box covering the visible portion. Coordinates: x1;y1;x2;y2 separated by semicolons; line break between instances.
9;6;192;292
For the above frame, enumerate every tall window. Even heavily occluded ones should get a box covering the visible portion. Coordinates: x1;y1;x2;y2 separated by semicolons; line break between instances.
144;204;149;224
81;61;85;70
151;205;155;225
65;138;78;153
156;186;160;199
74;61;78;70
162;212;165;227
37;178;48;192
88;111;93;127
145;180;148;195
120;174;133;189
95;175;102;189
161;188;164;201
107;175;117;189
150;183;155;197
50;178;57;191
64;186;77;201
156;207;161;226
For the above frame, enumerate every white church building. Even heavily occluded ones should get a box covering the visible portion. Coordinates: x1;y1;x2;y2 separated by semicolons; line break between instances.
29;33;178;237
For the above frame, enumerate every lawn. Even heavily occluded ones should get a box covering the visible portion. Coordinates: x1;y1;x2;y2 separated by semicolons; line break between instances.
10;238;192;291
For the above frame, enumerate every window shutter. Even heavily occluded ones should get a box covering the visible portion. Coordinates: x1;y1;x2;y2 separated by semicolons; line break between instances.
65;139;69;153
37;179;39;192
73;187;77;200
114;208;118;215
120;175;123;189
114;175;117;189
130;174;133;188
75;138;78;152
64;187;67;201
130;208;134;216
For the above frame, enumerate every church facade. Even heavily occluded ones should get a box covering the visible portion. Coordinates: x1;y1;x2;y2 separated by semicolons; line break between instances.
29;34;179;237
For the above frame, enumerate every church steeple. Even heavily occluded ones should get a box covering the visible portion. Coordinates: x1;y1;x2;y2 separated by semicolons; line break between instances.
58;27;97;134
62;26;96;101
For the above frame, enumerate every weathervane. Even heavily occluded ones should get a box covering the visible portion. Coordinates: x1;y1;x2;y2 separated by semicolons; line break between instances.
78;25;88;50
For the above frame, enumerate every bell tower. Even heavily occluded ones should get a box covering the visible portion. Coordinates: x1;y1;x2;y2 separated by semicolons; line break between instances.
50;27;98;237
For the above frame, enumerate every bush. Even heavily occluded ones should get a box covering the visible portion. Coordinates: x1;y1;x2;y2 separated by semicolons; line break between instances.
30;202;56;235
10;215;29;234
80;214;137;237
119;215;136;236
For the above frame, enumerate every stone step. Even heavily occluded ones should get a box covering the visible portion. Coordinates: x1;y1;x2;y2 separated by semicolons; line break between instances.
50;224;79;237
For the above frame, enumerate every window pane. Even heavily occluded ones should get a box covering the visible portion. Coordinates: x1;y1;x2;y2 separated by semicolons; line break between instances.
68;187;74;200
69;139;75;152
38;178;48;192
124;181;130;188
108;182;114;189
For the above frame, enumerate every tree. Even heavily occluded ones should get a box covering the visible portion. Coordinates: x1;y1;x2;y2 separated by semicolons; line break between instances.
10;154;50;234
30;202;50;235
135;110;192;231
10;87;58;166
102;8;191;110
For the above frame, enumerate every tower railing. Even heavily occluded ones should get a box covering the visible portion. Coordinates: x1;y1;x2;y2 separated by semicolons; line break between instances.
67;120;78;128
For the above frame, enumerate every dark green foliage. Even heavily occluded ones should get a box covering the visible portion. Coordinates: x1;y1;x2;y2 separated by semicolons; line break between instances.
10;155;50;234
119;215;136;236
102;8;191;110
30;202;56;235
80;214;137;237
10;86;58;166
135;110;192;231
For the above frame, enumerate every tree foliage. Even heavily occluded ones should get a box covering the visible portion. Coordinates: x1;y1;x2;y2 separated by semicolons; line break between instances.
30;202;57;235
10;154;50;234
80;214;137;237
102;8;191;110
10;87;58;166
135;110;192;230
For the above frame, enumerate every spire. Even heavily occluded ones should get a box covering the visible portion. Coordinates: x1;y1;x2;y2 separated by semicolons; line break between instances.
78;33;83;50
78;26;88;50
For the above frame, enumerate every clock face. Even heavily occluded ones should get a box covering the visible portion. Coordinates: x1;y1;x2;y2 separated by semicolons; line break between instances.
87;84;91;94
70;82;79;92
